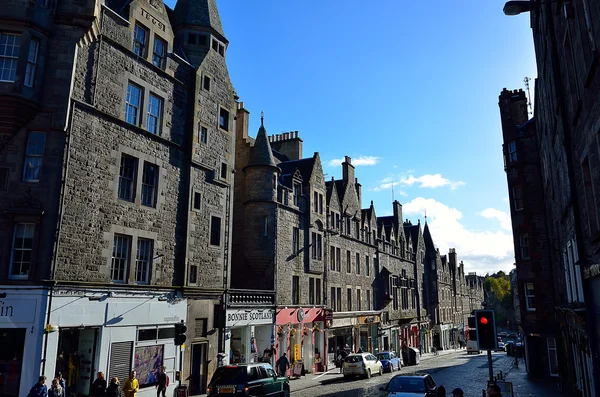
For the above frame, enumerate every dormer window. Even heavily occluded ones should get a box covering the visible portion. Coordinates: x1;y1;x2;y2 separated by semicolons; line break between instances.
211;38;225;56
133;24;148;57
152;36;166;69
293;183;301;206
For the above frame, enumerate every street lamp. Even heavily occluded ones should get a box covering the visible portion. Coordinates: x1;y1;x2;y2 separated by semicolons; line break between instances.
503;1;535;16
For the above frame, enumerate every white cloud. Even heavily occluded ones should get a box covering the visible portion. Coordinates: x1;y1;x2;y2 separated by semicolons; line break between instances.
479;208;512;231
371;173;465;191
327;155;381;167
403;197;515;275
399;174;465;190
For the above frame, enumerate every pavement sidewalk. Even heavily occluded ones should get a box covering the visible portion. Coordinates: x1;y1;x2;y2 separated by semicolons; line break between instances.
499;361;562;397
288;348;461;393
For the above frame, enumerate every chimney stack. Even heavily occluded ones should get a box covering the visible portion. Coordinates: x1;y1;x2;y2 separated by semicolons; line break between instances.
342;156;354;183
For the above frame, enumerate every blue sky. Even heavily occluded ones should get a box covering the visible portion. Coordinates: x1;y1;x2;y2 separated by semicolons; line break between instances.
165;0;537;275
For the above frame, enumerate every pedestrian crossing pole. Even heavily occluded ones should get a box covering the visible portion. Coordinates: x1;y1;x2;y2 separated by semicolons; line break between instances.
487;349;494;382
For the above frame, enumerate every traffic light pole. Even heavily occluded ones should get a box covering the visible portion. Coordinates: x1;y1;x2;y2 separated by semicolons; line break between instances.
487;349;494;382
179;345;183;388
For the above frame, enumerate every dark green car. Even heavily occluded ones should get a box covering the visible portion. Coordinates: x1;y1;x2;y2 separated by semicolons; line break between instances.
207;363;290;396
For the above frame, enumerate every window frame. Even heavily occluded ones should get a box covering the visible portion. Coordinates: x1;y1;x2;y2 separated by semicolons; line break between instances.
292;227;300;255
125;82;143;126
524;282;535;311
203;74;211;91
210;215;222;247
219;107;230;132
292;276;300;305
0;33;20;83
9;223;35;280
135;237;153;284
547;337;559;377
22;131;46;183
512;185;524;211
111;234;132;283
133;23;149;57
309;277;315;305
118;154;138;202
146;93;163;135
152;35;167;69
192;191;202;212
347;288;352;311
508;141;518;163
199;125;208;144
141;161;158;207
24;37;40;87
520;233;530;259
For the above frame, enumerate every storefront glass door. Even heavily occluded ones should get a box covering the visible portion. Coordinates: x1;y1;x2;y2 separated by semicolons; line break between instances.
56;328;98;396
0;328;26;397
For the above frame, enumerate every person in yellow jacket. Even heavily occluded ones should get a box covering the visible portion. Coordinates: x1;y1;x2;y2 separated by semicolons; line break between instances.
122;371;139;397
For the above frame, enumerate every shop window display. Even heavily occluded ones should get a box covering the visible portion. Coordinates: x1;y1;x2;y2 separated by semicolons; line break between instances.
134;345;164;387
0;328;25;397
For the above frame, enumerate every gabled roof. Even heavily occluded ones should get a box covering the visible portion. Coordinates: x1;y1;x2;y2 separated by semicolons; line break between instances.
278;157;315;188
171;0;226;39
423;223;436;252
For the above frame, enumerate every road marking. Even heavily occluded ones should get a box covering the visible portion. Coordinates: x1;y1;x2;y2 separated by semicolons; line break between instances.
314;368;340;380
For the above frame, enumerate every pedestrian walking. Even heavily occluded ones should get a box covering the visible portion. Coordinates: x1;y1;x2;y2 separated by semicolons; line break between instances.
56;373;66;391
48;378;64;397
122;371;139;397
436;385;446;396
276;353;290;377
156;366;169;397
27;376;48;397
451;387;464;397
91;372;107;397
106;377;122;397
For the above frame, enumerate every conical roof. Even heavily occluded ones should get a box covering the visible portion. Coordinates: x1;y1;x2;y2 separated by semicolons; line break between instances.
246;113;278;169
172;0;225;38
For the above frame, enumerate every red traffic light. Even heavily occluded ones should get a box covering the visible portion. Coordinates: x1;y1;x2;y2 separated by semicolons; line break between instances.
479;316;489;325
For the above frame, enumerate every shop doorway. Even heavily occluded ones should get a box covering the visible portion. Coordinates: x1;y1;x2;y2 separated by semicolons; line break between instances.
0;328;26;397
56;328;98;396
190;343;207;395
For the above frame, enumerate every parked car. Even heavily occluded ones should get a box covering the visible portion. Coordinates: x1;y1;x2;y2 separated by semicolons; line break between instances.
342;352;384;379
466;340;480;354
376;351;402;372
379;374;438;396
207;363;290;396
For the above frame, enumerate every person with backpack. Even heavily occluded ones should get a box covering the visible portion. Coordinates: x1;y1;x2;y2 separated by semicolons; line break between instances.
156;366;169;397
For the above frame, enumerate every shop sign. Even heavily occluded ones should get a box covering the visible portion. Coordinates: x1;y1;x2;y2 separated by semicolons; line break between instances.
226;309;275;327
0;299;36;324
364;317;375;324
358;315;380;324
294;344;300;361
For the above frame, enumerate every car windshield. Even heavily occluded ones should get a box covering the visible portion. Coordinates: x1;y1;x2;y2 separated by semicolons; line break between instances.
210;367;247;384
344;355;363;363
376;353;390;360
386;377;426;393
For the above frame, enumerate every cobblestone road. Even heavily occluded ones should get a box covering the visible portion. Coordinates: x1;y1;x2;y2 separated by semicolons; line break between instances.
291;351;558;397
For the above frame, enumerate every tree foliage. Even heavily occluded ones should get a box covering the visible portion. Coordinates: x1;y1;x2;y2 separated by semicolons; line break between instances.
484;271;515;328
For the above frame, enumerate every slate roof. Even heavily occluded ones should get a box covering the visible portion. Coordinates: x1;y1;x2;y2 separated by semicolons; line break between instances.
246;121;277;169
278;158;314;188
171;0;226;38
423;223;436;252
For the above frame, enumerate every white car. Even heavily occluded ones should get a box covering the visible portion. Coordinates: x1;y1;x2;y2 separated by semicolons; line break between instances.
466;340;480;354
342;352;384;379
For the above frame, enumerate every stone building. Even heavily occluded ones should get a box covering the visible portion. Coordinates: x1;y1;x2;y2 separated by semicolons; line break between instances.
499;89;558;381
0;0;234;395
502;1;600;394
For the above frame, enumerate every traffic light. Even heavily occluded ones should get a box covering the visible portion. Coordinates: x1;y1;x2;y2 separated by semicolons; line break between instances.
475;310;496;350
467;316;477;342
174;321;187;346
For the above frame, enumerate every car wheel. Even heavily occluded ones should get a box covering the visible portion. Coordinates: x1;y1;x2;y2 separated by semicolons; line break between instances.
398;363;401;371
390;363;394;372
366;369;371;379
379;366;383;376
281;386;290;397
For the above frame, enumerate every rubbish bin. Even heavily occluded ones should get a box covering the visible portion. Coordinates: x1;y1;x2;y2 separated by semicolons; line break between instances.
506;343;515;356
401;349;409;366
409;347;420;365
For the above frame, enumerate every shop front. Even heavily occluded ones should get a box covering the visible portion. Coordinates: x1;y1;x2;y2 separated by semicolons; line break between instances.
225;308;275;366
433;324;452;350
0;287;47;397
43;288;186;397
357;315;380;353
276;307;328;374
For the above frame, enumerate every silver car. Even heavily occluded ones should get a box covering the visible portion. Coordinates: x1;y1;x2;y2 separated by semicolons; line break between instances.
342;352;383;379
